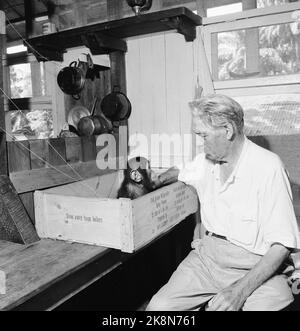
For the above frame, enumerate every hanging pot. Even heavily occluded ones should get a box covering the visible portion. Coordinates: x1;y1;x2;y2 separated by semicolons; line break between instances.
77;114;113;136
57;60;86;100
100;86;132;122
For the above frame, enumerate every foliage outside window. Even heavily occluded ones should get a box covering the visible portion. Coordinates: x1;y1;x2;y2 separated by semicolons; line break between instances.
217;23;300;80
7;55;54;140
257;0;299;8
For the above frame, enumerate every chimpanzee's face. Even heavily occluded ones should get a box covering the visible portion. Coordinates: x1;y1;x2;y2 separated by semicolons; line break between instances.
192;117;230;162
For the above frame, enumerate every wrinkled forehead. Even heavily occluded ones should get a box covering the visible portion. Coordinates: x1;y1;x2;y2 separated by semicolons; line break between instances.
192;115;213;133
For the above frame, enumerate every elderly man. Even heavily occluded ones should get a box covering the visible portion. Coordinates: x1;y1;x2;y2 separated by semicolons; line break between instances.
147;94;300;311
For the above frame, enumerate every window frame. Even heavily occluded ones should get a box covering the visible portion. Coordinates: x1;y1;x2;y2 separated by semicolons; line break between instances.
4;44;65;140
202;1;300;95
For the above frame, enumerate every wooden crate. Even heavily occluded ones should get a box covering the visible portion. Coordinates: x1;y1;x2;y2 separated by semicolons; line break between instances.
34;171;198;253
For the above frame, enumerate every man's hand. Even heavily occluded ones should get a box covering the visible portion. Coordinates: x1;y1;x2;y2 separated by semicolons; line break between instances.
206;282;247;311
207;244;290;311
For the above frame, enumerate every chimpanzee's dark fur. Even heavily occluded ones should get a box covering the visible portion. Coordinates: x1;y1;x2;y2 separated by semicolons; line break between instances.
117;157;156;200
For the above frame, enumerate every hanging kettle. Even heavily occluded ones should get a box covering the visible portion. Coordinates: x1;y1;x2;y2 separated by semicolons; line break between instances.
100;86;132;123
57;60;86;100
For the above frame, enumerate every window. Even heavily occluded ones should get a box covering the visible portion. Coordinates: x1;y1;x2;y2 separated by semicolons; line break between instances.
201;0;300;137
5;47;55;140
207;3;243;17
202;1;300;92
9;62;47;98
217;22;300;81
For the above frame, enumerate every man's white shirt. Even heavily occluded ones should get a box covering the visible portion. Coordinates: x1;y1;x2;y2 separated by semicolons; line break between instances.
178;137;300;255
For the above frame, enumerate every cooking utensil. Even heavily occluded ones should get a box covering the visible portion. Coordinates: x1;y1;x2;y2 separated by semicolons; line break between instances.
67;105;91;130
77;114;113;136
57;60;86;99
100;86;132;122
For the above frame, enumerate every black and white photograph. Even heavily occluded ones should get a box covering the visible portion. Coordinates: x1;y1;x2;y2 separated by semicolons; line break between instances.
0;0;299;316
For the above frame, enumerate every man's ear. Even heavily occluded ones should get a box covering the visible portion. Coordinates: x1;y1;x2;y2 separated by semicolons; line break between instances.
224;122;235;140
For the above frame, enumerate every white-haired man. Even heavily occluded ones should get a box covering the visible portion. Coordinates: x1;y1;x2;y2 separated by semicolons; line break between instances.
147;94;300;311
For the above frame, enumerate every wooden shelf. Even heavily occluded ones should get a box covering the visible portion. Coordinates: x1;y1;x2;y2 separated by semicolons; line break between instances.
26;7;202;61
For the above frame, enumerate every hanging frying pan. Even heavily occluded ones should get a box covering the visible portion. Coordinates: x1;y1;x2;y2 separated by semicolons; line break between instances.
100;86;132;122
67;105;91;130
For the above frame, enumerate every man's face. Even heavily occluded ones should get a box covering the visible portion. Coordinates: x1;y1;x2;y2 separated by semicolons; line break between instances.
193;116;229;162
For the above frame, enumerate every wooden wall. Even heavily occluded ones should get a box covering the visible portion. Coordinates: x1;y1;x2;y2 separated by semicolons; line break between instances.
7;134;125;223
125;29;300;227
126;32;197;167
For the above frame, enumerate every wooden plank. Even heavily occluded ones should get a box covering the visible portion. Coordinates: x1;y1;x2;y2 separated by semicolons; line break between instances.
0;11;7;175
35;193;124;250
44;172;121;199
7;141;31;173
65;137;83;163
132;182;198;251
0;175;39;244
9;160;119;194
202;0;300;25
211;32;218;81
165;33;182;137
19;193;35;225
109;51;127;93
138;35;154;158
81;136;96;162
45;62;65;138
0;239;119;311
34;180;197;253
204;10;297;34
195;0;206;17
107;0;123;20
126;37;143;157
7;141;36;225
48;138;67;167
197;27;214;94
214;74;300;90
28;7;201;60
178;30;194;163
242;0;257;10
216;85;300;97
29;139;49;170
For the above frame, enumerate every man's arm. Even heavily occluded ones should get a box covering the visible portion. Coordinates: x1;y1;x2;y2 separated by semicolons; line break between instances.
153;167;180;189
207;244;290;311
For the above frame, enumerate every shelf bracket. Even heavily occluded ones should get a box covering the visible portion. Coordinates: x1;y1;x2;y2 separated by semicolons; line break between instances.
81;33;127;55
160;16;197;42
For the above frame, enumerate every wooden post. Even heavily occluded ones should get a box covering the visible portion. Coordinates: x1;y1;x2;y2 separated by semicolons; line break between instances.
107;0;123;20
107;0;128;169
243;0;259;74
242;0;257;10
196;0;207;17
0;11;7;176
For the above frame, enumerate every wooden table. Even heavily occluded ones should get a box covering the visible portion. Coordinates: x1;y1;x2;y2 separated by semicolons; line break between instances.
0;239;122;311
0;216;195;311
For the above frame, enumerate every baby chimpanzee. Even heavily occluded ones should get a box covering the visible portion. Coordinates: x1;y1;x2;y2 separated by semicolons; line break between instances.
117;157;159;200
